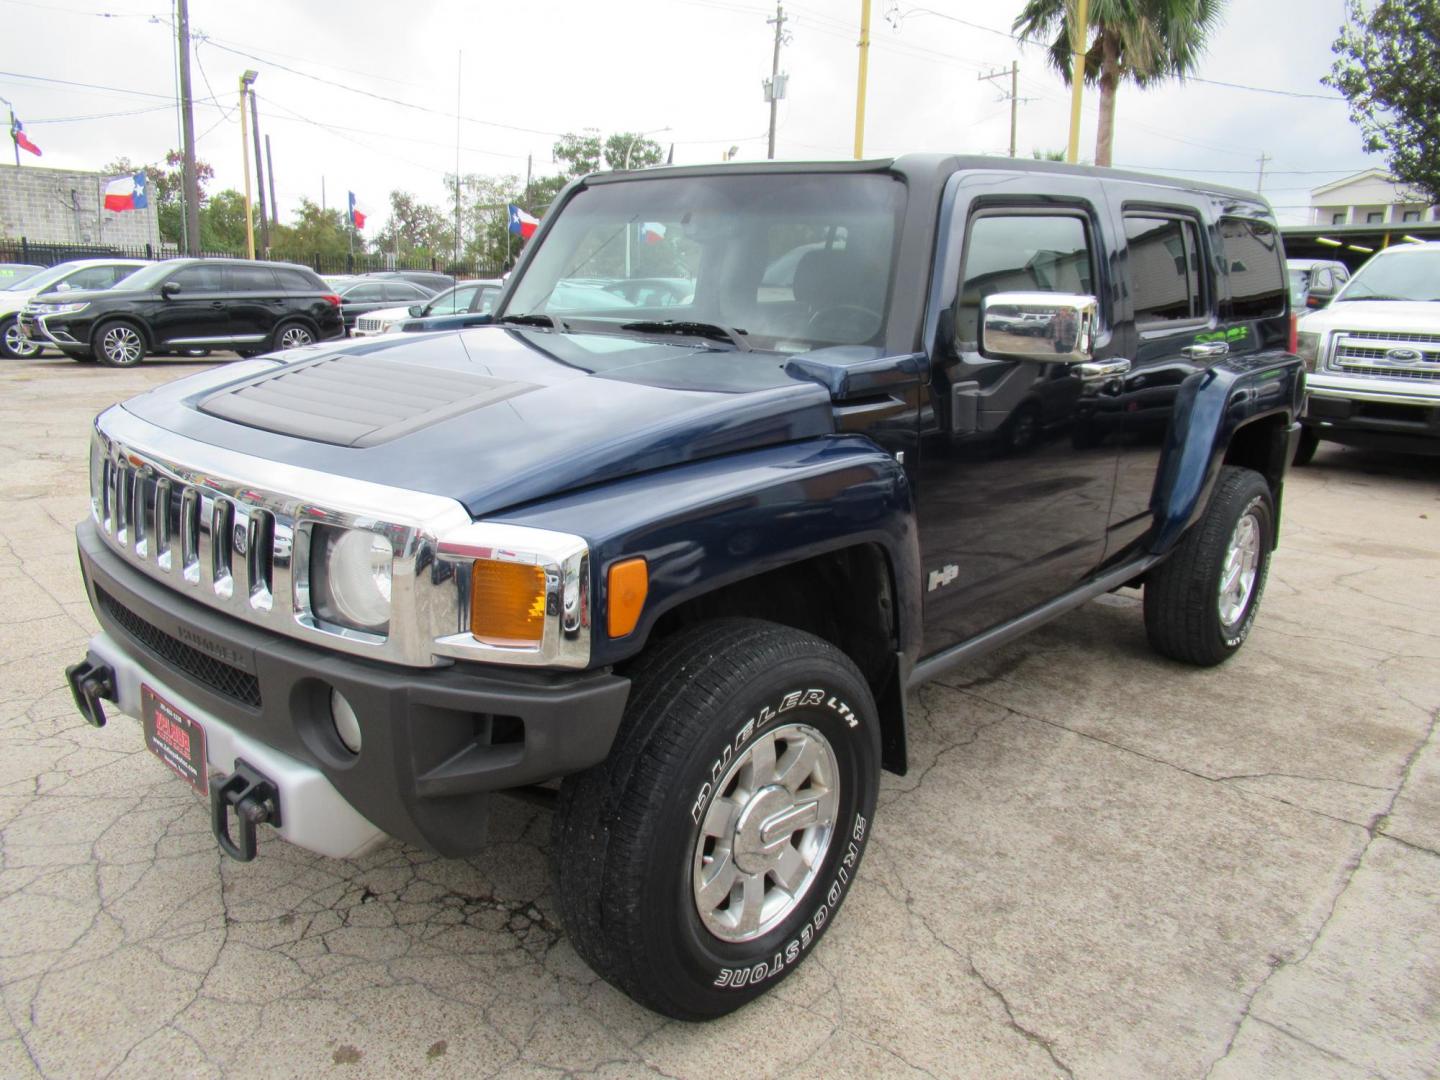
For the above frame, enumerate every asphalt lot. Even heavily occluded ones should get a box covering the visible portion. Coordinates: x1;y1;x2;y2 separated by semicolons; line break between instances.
0;353;1436;1078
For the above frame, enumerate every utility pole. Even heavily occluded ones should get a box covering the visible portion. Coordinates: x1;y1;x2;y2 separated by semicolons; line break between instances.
174;0;201;255
1066;0;1089;164
1256;152;1272;193
454;51;462;270
979;61;1025;157
248;89;269;255
265;135;279;233
854;0;870;159
239;73;256;259
765;3;788;160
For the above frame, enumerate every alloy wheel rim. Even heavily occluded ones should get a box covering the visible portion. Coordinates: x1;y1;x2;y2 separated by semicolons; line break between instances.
280;326;313;349
692;722;840;944
4;321;37;357
1218;509;1261;626
103;327;142;365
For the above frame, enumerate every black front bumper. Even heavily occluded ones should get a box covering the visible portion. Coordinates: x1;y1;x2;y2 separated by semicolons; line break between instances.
76;520;630;857
1303;393;1440;456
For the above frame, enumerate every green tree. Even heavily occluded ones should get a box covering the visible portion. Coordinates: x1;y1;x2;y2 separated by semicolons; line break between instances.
604;132;664;170
1013;0;1226;167
270;198;351;262
371;190;454;259
104;150;215;245
553;130;603;178
1327;0;1440;202
198;189;253;251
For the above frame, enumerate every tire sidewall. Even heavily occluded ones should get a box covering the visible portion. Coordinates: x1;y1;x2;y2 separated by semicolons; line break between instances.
1215;487;1274;652
273;320;315;350
632;655;879;1016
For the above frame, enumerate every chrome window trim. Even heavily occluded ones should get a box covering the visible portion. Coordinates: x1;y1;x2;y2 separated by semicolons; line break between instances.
91;406;593;670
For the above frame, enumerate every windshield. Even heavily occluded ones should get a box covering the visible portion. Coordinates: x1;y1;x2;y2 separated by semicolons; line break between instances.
14;262;85;292
103;260;179;292
1338;250;1440;302
505;172;906;351
0;268;43;290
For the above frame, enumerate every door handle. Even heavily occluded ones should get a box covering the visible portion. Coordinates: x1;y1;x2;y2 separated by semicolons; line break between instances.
210;301;226;309
1076;358;1131;380
1181;341;1230;360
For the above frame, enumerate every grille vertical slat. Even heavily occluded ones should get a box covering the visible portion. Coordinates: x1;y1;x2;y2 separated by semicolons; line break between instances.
133;469;151;559
211;497;234;600
155;478;174;571
247;510;274;612
181;488;201;584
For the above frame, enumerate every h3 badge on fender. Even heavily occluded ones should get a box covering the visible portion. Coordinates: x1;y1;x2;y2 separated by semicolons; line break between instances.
928;564;959;592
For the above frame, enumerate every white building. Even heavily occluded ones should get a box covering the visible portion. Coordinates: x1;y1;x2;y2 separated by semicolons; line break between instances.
1309;169;1438;227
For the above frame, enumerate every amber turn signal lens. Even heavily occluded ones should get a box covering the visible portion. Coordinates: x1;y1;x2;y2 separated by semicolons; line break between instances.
607;558;648;639
470;559;547;645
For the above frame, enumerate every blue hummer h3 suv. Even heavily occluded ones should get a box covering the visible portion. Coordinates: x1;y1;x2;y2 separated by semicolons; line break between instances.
66;155;1302;1019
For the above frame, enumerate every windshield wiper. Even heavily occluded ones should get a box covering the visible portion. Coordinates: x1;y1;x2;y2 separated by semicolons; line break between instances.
498;312;558;329
619;320;752;351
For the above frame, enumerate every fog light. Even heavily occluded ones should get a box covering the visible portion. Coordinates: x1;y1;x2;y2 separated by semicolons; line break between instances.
331;689;362;755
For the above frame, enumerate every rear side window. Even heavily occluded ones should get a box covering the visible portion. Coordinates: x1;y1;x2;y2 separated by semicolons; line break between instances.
1124;214;1205;323
383;282;429;301
275;268;320;292
956;213;1094;343
1221;218;1286;318
231;266;278;291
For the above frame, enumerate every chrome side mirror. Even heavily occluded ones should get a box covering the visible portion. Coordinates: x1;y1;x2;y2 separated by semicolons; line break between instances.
980;292;1097;364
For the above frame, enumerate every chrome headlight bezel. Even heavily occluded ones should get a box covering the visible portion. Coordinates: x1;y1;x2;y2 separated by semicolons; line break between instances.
306;525;395;637
37;301;89;315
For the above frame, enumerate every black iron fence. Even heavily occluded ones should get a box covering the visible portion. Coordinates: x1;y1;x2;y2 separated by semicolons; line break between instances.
0;238;502;279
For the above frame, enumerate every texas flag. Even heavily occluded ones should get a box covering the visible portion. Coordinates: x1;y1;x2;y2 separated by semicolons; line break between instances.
348;191;366;230
11;118;40;157
640;222;667;245
103;172;148;212
508;204;539;239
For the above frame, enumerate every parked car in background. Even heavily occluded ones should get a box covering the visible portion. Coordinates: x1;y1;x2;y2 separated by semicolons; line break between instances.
1287;258;1350;311
0;263;43;287
20;257;344;366
352;278;502;337
336;277;436;333
365;270;456;293
1296;241;1440;461
0;258;148;359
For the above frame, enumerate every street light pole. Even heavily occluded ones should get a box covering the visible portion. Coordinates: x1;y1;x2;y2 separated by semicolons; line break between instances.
239;71;257;260
248;88;269;255
1066;0;1089;164
853;0;870;159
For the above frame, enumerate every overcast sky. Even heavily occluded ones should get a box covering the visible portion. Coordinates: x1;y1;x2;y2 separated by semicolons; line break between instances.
2;0;1379;228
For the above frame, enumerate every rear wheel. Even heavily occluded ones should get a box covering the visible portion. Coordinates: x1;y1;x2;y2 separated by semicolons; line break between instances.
94;321;146;367
271;321;315;351
553;618;879;1020
0;316;40;360
1293;425;1320;466
1144;466;1274;666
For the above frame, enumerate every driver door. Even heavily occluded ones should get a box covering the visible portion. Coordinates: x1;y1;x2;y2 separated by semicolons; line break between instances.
917;194;1125;654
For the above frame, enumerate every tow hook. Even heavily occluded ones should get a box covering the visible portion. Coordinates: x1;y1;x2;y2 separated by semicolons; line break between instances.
65;659;116;728
211;760;282;862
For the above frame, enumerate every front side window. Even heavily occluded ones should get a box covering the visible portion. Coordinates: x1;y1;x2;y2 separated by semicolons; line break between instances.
427;286;474;315
171;264;226;292
1125;214;1205;324
344;283;385;302
65;265;126;291
506;172;906;350
1220;218;1286;318
955;213;1093;343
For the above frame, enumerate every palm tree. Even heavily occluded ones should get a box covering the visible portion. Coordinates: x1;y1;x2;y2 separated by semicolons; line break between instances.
1013;0;1226;167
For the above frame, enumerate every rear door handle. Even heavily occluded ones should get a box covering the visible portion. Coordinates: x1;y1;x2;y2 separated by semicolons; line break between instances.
1076;358;1131;380
1181;342;1230;360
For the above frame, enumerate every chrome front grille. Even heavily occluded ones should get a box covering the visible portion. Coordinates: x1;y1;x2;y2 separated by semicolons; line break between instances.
98;448;298;627
90;407;474;667
1327;330;1440;381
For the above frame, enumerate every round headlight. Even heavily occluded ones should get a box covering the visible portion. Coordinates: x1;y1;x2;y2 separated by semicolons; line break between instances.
320;528;393;632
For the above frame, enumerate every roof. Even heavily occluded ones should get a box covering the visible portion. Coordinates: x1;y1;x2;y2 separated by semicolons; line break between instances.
1310;168;1402;199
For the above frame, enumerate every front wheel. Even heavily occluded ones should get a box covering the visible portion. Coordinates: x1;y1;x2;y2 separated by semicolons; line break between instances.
0;316;41;360
553;619;880;1019
94;320;146;367
1144;466;1274;666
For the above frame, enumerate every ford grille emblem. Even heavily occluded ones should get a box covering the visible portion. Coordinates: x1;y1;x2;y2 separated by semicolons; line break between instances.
1383;347;1423;364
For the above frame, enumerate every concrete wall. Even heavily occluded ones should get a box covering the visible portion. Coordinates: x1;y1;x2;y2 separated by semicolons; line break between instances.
0;165;161;248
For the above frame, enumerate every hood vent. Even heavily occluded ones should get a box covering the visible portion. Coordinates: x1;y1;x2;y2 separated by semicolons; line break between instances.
198;353;537;448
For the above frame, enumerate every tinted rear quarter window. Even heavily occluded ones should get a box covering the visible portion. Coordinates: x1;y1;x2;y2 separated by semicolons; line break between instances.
274;268;320;292
1221;218;1286;318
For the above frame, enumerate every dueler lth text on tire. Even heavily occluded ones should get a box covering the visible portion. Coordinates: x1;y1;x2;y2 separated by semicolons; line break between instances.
553;619;881;1020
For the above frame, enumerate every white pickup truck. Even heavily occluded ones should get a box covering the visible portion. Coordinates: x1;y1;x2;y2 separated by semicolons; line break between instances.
1296;241;1440;462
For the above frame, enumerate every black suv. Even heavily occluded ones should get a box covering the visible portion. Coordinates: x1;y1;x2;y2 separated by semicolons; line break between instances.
21;258;345;366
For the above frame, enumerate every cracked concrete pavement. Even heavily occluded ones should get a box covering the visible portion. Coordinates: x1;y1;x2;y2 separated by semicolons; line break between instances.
0;356;1436;1078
